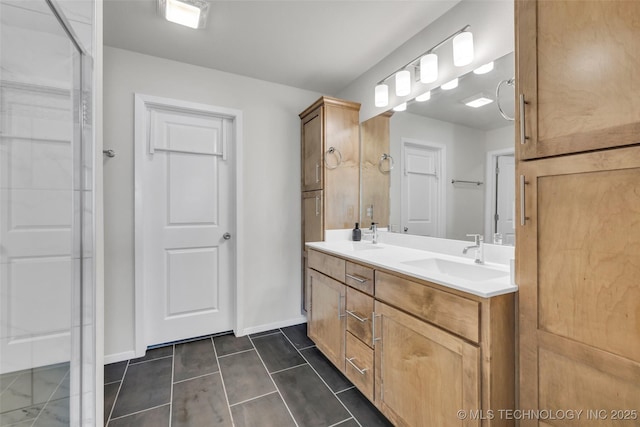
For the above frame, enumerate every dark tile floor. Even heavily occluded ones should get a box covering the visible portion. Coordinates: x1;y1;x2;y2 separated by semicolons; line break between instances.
0;362;70;427
104;323;392;427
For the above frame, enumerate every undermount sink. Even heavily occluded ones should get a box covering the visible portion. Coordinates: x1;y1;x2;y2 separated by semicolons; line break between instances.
401;258;509;281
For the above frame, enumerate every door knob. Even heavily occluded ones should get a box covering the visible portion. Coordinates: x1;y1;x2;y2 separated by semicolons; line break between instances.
223;232;231;240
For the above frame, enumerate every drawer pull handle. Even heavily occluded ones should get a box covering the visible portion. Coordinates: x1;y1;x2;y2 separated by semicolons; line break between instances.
338;294;346;319
346;310;368;322
346;273;367;283
346;357;368;375
372;313;382;346
519;94;529;144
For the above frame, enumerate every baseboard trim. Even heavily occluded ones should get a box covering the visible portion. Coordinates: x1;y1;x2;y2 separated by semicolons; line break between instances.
235;315;307;337
104;350;136;365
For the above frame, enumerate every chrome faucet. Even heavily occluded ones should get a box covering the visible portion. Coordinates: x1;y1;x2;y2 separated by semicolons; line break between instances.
365;223;378;244
463;234;484;264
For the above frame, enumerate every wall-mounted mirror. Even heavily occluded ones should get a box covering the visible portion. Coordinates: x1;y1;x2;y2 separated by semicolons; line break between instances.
360;51;515;245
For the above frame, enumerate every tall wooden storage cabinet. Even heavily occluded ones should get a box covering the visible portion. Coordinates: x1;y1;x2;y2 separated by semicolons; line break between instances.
300;96;360;311
515;1;640;424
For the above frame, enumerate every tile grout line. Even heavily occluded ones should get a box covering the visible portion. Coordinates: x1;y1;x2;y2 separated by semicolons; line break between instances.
108;403;171;421
211;336;235;426
105;359;130;426
216;347;255;359
335;385;356;395
228;390;279;408
128;354;173;366
172;370;219;385
247;334;300;427
168;344;175;427
328;418;356;427
279;328;364;427
269;362;309;376
249;331;282;340
28;366;71;427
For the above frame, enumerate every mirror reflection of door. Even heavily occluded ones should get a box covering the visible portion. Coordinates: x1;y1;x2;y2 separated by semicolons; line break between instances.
400;140;445;237
494;154;515;245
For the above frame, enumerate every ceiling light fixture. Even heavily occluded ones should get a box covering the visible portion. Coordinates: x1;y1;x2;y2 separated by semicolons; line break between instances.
375;84;389;107
453;31;474;66
463;93;494;108
415;90;431;102
373;25;472;108
158;0;209;29
395;70;411;96
441;78;458;90
473;61;494;75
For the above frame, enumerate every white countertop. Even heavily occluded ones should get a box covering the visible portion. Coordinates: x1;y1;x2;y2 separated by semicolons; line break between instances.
306;240;517;298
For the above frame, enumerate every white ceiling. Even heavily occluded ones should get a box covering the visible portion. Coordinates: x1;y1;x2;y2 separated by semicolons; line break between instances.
103;0;461;95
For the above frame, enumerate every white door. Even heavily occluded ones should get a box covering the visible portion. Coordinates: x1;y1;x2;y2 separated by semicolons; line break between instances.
137;98;235;347
401;142;443;236
0;84;75;373
495;154;515;244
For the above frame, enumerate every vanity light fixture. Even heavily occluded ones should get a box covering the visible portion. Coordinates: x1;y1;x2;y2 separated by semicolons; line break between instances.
372;25;472;108
463;93;494;108
415;90;431;102
158;0;209;29
473;61;494;75
375;84;389;107
453;31;474;66
441;78;459;90
395;70;411;96
393;102;407;112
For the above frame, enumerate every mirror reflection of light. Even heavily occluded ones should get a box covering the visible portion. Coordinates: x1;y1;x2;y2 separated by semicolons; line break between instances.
441;78;459;90
415;91;431;102
393;102;407;112
473;62;495;75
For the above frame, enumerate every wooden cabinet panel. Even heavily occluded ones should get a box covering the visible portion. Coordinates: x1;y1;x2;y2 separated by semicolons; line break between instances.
516;0;640;159
346;286;373;347
517;146;640;424
374;301;480;427
375;271;480;343
345;261;374;295
308;249;345;282
302;190;323;246
345;331;374;401
301;107;323;192
307;269;346;371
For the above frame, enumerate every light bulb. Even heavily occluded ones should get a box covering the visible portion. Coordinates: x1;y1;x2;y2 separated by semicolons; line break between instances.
420;53;438;83
395;70;411;97
375;84;389;107
453;31;474;66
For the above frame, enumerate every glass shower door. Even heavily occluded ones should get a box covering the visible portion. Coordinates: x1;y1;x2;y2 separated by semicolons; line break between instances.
0;0;94;425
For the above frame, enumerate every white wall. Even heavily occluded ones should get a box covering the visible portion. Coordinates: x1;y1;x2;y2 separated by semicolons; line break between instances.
103;47;320;360
485;125;515;152
338;0;514;122
389;113;487;240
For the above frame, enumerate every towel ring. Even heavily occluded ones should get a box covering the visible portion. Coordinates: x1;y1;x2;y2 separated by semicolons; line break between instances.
496;78;515;121
378;153;394;173
325;146;342;170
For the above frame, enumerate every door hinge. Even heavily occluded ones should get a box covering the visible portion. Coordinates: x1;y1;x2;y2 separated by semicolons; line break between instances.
494;213;500;222
495;166;500;175
81;94;91;129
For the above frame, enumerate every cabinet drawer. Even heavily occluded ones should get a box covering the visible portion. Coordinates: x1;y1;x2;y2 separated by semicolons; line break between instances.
346;287;374;347
308;250;345;282
345;261;374;295
345;332;374;401
375;271;480;343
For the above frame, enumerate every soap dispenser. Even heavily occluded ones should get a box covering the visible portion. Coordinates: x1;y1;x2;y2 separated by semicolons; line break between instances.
352;223;361;241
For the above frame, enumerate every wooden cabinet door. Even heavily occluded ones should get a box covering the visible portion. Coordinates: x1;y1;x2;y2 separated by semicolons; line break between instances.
517;147;640;426
516;0;640;160
301;106;323;192
374;301;480;427
307;269;346;371
302;190;323;245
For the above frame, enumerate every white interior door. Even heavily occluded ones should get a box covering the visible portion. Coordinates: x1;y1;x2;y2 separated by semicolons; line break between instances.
401;143;443;236
138;99;234;347
0;82;75;373
495;154;515;245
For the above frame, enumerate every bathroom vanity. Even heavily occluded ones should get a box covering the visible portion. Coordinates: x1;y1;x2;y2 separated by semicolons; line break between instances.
305;240;516;427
